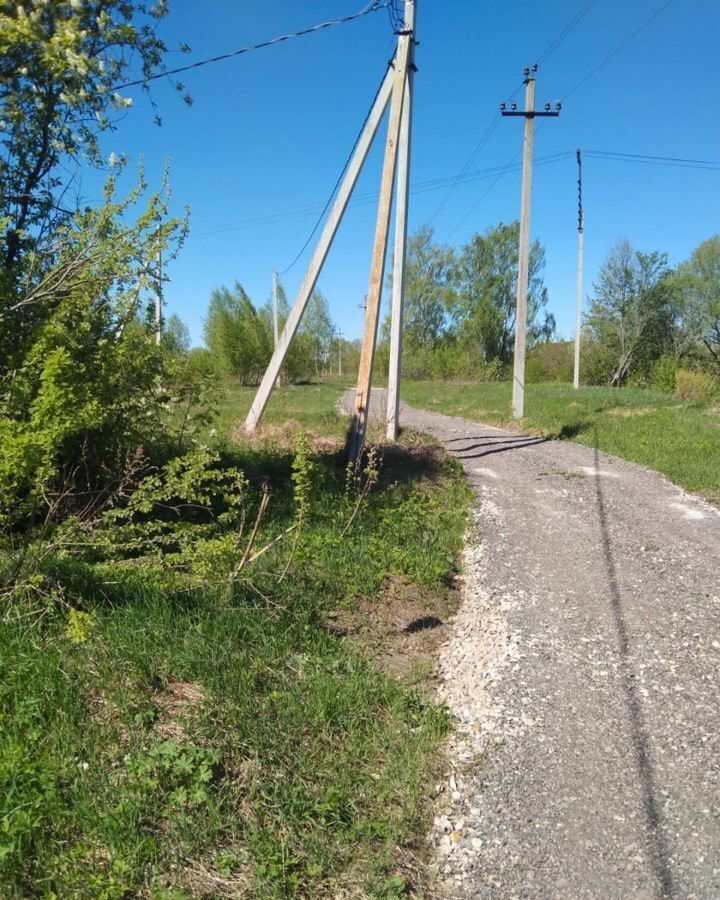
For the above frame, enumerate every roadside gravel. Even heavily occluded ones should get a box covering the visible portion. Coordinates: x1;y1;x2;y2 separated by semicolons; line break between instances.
343;389;720;899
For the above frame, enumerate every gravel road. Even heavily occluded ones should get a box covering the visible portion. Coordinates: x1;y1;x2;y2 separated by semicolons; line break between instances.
343;389;720;899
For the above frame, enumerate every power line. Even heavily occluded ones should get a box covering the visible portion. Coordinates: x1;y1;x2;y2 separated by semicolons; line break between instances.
443;0;677;239
187;152;574;239
278;60;394;275
584;150;720;169
561;0;675;100
535;0;601;66
114;1;390;90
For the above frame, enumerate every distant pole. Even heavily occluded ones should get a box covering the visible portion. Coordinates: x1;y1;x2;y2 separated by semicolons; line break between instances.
501;67;560;418
155;231;162;347
573;149;584;390
337;329;343;377
386;0;417;441
271;269;279;349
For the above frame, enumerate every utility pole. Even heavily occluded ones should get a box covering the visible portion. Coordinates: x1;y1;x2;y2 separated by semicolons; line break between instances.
573;149;584;390
386;0;417;441
501;66;560;418
271;269;279;349
336;329;343;377
348;3;414;459
155;231;162;347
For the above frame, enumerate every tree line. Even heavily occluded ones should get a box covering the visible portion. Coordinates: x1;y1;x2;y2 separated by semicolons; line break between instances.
378;223;719;389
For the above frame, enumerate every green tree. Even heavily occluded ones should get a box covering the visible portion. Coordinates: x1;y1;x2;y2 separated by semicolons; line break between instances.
454;222;554;364
585;238;676;385
675;235;720;367
0;0;187;276
300;289;335;378
386;225;455;350
204;283;270;385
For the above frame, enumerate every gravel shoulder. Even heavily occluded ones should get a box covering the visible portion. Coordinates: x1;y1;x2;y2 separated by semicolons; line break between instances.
343;389;720;899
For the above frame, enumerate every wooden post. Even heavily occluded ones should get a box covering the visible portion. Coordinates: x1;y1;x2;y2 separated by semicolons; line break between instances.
512;74;535;419
244;67;394;432
348;32;412;460
573;149;584;390
386;0;416;441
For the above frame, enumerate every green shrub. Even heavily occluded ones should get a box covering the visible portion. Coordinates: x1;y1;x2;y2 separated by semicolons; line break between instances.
526;341;574;383
651;355;679;393
674;369;719;405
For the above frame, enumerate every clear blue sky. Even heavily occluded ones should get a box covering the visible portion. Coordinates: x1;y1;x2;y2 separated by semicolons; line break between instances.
102;0;720;346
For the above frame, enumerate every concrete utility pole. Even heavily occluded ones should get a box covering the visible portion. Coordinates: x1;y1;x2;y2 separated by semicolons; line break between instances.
243;66;394;432
386;0;417;441
501;66;560;418
573;149;584;390
337;329;343;376
348;6;413;459
271;269;279;349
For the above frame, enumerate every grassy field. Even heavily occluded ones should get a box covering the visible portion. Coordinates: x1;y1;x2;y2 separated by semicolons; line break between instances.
400;380;720;503
1;381;473;897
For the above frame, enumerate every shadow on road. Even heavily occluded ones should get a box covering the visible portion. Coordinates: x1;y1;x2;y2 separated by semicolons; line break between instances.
449;435;549;460
592;443;675;899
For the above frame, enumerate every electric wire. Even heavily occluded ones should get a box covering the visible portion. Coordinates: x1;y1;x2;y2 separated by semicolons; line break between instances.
561;0;675;100
444;0;678;238
114;0;390;90
534;0;601;66
188;153;574;239
279;61;394;275
432;0;600;231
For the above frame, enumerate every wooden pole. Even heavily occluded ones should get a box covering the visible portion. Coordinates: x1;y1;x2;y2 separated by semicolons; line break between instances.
386;0;416;441
244;67;394;432
573;149;584;390
512;74;535;419
348;33;412;460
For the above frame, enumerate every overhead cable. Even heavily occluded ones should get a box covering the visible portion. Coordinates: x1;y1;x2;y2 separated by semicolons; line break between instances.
115;1;390;90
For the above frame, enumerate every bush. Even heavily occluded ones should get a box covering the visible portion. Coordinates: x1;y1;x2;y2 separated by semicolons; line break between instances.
674;369;719;406
526;341;574;383
651;355;679;393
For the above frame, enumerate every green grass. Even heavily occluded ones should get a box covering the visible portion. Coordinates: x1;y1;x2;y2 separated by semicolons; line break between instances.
1;381;472;898
401;380;720;503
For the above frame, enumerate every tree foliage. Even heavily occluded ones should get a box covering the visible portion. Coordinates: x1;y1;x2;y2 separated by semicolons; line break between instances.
0;0;187;277
584;238;676;385
675;235;720;367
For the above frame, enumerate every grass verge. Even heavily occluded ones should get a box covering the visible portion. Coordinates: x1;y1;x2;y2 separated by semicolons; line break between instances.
400;381;720;504
1;384;472;898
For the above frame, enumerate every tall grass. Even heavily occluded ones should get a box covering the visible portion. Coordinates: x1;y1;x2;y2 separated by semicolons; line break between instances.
1;387;472;897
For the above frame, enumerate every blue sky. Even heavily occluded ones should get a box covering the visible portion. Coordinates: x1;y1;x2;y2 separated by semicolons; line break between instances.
103;0;720;346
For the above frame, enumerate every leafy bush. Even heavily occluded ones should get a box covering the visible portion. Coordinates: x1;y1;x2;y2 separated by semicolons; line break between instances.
651;355;679;393
526;341;574;383
674;369;719;405
0;170;186;530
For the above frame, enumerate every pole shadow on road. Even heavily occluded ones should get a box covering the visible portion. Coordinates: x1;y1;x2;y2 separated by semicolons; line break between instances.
592;439;675;899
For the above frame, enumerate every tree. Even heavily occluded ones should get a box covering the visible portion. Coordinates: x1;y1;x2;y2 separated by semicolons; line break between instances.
162;313;191;355
585;238;676;385
204;283;269;385
0;1;187;277
385;225;455;350
454;222;554;363
675;235;720;366
300;290;335;378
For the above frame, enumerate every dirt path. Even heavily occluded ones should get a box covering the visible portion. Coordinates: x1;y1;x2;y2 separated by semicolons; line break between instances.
344;389;720;899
